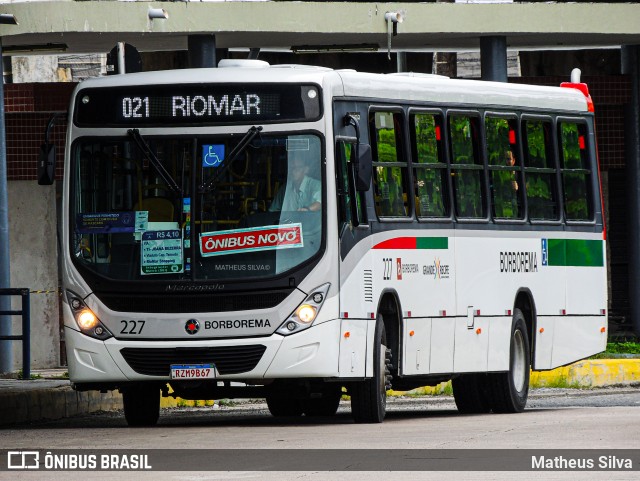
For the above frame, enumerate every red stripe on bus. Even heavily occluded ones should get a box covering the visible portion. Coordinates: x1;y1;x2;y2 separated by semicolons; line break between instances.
373;237;417;249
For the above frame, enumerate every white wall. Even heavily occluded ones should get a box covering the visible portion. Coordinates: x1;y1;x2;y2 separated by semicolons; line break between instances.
9;181;60;368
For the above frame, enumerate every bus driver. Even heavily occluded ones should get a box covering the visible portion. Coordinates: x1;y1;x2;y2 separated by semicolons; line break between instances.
269;152;321;212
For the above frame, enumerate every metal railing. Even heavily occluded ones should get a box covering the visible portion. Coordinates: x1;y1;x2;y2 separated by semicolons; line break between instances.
0;288;30;379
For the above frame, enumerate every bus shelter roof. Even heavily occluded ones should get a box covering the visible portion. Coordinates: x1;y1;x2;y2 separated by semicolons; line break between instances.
0;1;639;55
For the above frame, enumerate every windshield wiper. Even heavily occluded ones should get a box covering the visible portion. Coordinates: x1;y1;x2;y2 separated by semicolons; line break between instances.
128;129;182;195
198;125;263;193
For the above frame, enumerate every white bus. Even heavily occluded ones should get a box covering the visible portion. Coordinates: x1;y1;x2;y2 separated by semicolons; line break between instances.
59;60;607;425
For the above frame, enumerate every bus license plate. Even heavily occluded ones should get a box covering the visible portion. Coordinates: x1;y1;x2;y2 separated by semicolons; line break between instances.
170;364;215;380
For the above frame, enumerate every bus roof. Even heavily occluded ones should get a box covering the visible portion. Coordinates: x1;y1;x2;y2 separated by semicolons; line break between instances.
337;71;589;113
75;63;590;114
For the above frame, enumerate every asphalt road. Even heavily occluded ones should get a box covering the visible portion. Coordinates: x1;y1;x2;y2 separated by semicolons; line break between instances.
1;387;639;480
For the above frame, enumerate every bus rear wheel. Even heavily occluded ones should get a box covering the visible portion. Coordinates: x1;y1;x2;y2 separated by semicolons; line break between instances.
488;309;530;413
122;385;160;427
452;373;492;414
350;316;391;423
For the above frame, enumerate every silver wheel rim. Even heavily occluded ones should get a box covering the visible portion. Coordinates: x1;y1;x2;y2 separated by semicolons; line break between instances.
512;329;526;392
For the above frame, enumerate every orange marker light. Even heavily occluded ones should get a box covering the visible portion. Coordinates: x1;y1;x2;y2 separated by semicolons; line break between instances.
539;327;545;334
600;327;606;333
409;330;415;337
344;331;350;338
476;328;482;335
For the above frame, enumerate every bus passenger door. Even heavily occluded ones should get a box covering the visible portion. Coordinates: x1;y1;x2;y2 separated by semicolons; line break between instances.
336;140;371;378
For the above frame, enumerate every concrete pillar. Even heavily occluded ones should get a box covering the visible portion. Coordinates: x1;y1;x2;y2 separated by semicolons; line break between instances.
480;36;507;82
433;52;456;78
0;38;13;372
188;35;217;68
622;45;640;336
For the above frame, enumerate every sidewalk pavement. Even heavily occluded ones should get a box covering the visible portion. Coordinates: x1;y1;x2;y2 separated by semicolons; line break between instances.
1;359;638;426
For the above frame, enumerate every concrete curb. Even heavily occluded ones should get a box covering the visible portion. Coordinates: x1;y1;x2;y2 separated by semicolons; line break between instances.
530;359;640;388
0;359;638;425
0;381;122;426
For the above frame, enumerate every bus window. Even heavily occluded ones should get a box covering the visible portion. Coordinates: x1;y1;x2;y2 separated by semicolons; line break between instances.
448;114;485;219
411;113;448;218
485;116;523;220
559;121;592;221
523;119;559;221
370;111;409;218
336;140;366;229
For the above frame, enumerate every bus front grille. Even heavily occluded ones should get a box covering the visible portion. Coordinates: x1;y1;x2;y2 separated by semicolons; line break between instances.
120;345;267;376
97;291;289;314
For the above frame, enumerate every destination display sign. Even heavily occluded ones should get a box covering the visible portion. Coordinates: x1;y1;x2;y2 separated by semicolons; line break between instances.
74;84;322;127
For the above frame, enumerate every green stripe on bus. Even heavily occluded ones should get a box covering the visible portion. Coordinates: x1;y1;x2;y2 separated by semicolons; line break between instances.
416;237;448;250
547;239;603;267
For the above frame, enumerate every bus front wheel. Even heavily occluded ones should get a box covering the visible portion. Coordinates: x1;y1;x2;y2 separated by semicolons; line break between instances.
350;316;391;423
303;386;342;417
488;308;530;413
122;385;160;427
265;396;304;417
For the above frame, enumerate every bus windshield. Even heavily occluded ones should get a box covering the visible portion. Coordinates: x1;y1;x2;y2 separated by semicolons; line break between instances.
71;132;324;282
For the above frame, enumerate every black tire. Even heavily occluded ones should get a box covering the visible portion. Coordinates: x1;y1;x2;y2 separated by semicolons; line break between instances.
488;308;530;413
350;315;390;423
452;373;492;414
122;385;160;427
303;387;342;417
266;396;304;417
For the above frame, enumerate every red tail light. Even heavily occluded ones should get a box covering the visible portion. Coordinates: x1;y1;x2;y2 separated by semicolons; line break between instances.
560;82;594;113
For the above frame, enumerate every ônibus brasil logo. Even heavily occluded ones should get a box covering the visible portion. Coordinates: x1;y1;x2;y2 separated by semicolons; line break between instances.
185;319;200;335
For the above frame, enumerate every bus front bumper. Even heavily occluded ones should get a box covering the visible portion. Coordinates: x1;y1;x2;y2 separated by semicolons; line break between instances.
64;318;345;384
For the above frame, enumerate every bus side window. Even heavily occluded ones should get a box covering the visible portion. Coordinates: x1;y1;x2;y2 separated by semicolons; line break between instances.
370;111;409;218
558;121;592;221
485;116;524;220
523;119;560;221
410;112;449;218
448;114;485;219
336;140;366;229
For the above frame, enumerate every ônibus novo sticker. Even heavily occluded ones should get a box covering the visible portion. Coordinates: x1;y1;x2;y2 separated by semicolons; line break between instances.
200;224;303;257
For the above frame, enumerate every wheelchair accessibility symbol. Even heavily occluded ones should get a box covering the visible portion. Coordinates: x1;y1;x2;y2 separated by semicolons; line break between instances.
202;144;225;168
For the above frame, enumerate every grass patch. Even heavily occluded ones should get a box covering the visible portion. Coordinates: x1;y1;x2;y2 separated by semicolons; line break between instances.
604;342;640;354
590;341;640;359
174;398;217;407
16;370;42;380
393;381;453;397
529;375;587;389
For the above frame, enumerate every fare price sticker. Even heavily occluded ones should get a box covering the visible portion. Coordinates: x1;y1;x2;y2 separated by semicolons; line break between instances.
141;230;183;275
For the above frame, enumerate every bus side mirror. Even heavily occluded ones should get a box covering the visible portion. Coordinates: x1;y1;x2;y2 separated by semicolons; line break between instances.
356;144;372;192
37;143;56;185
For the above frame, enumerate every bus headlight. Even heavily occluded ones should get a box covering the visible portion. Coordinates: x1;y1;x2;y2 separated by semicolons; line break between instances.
296;304;317;324
66;290;113;341
77;310;98;329
277;283;330;336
